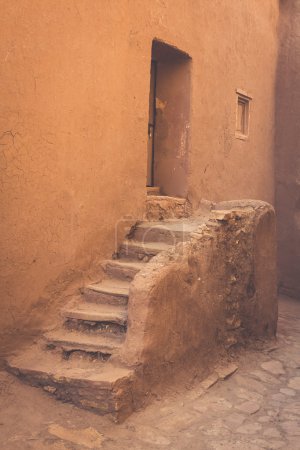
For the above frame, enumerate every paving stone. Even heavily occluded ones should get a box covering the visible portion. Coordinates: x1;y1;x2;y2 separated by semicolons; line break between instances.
135;426;171;446
270;442;288;450
235;375;267;394
274;355;298;369
209;397;233;411
271;393;287;402
158;412;198;432
283;402;300;416
235;400;261;415
281;420;300;436
288;377;300;390
280;413;300;421
236;423;262;434
224;412;246;427
236;388;263;402
258;416;272;423
263;427;282;438
261;360;285;375
267;408;280;417
250;370;281;385
280;388;296;396
286;437;300;450
200;419;231;437
211;440;261;450
252;439;286;449
47;424;104;449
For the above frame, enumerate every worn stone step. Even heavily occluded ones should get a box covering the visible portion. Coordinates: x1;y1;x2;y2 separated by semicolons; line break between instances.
103;260;147;281
45;329;123;355
62;302;127;326
82;279;130;305
119;240;172;260
147;186;161;196
6;346;134;421
133;220;200;244
146;195;191;220
148;195;186;203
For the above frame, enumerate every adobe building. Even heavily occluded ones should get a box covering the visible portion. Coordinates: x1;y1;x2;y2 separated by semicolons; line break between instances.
0;0;296;419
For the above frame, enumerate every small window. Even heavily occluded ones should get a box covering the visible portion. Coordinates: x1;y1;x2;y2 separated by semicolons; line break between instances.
236;90;251;139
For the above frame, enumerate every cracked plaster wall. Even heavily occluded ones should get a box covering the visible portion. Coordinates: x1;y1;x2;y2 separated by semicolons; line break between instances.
0;0;279;338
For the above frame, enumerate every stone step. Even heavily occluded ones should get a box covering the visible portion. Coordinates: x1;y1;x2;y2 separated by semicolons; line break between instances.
62;302;127;326
146;195;191;220
45;329;123;355
133;220;199;245
103;259;147;281
146;186;161;196
82;279;130;305
119;240;172;260
6;346;134;421
148;195;186;203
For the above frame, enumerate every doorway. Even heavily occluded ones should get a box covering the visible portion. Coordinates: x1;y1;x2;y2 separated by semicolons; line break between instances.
147;40;191;198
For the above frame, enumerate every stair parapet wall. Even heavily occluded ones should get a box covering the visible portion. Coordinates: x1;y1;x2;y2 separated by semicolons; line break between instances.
117;200;277;393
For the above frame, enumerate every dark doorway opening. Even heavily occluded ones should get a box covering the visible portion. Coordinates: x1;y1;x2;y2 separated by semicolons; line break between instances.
147;60;157;187
147;40;191;198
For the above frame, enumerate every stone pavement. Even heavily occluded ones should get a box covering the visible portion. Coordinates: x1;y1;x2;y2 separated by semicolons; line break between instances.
0;295;300;449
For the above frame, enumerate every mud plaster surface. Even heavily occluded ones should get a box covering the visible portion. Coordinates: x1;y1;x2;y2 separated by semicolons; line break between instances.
0;295;299;450
0;0;279;334
276;0;300;298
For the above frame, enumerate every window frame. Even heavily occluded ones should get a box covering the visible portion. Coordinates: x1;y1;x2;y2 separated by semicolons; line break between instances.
235;89;252;140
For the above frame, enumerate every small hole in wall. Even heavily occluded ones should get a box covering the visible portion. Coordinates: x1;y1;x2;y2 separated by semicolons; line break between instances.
236;90;251;140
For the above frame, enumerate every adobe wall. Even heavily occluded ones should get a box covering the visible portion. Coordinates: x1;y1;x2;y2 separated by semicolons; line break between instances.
0;1;280;336
275;0;300;298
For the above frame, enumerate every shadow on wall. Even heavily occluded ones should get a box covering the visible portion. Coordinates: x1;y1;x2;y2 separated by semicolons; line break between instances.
275;0;300;298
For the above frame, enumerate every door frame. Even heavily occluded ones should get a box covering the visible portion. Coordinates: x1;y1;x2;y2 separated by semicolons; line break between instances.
147;59;157;187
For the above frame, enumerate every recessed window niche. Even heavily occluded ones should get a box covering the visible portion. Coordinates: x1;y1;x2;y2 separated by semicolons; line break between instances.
236;89;252;139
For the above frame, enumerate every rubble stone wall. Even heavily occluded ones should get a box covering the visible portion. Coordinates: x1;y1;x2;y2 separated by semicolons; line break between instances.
118;201;277;393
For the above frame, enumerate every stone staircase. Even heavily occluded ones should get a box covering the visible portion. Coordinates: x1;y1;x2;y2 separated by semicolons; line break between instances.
6;195;196;421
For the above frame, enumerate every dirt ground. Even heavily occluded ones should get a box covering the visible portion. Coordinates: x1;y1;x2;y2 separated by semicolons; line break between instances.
0;295;299;450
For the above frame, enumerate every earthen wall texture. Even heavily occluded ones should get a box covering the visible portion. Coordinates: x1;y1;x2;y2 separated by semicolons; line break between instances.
276;0;300;298
0;1;280;334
